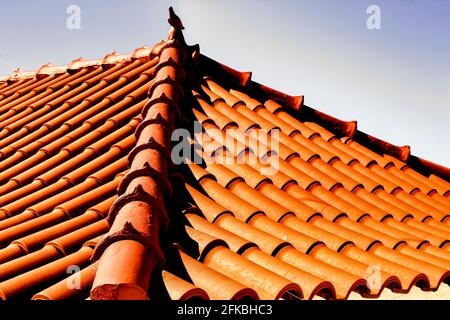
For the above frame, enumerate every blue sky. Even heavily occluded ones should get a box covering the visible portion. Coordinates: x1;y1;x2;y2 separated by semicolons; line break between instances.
0;0;448;166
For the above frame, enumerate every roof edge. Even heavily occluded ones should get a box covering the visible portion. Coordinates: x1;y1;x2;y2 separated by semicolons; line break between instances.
195;52;449;181
195;54;356;137
0;46;156;84
198;54;252;87
408;155;450;182
299;105;357;138
353;130;411;162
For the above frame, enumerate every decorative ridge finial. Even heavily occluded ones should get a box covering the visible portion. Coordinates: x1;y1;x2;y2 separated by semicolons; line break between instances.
168;7;185;42
168;7;184;30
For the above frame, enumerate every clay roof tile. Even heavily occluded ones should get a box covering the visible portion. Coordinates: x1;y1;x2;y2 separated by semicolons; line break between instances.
32;262;98;300
185;183;233;222
178;251;259;300
161;270;209;300
185;226;229;260
186;214;255;254
203;245;303;300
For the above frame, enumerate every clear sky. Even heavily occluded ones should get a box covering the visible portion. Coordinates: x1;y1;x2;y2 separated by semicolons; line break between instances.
0;0;448;166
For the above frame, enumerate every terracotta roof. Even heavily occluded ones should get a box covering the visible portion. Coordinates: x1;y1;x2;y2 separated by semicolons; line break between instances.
0;7;449;300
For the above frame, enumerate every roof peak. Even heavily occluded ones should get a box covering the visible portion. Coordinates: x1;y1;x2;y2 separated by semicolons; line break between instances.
167;7;186;43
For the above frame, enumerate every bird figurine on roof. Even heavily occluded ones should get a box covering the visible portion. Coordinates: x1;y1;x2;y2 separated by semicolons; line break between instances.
168;6;184;30
168;7;186;43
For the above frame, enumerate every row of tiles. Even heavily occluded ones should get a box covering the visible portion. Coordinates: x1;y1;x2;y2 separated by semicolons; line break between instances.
145;170;450;300
0;46;168;83
192;80;450;222
164;167;450;299
0;56;161;208
153;79;450;300
89;32;189;299
0;49;167;299
2;166;448;301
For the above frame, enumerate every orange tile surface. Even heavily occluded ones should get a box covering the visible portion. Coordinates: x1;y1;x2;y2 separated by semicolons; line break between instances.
0;7;448;300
